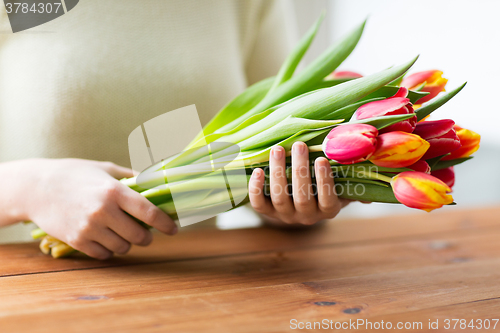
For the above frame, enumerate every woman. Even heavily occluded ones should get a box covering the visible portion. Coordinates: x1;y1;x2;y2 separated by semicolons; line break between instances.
0;0;348;259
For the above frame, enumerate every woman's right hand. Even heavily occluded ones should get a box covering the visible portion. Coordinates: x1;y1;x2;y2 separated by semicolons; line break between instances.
1;158;177;259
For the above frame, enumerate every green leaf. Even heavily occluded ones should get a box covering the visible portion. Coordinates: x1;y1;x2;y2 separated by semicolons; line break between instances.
236;117;343;150
311;78;353;90
432;157;473;171
221;57;419;144
320;97;384;121
215;19;367;134
193;76;275;142
416;82;467;121
237;127;332;166
267;12;324;94
364;86;429;104
388;75;403;86
335;181;399;203
333;178;388;187
350;113;416;130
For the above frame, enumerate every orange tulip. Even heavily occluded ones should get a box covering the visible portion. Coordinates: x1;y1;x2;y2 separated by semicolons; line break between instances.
391;171;453;212
369;132;430;168
402;70;448;104
441;126;480;160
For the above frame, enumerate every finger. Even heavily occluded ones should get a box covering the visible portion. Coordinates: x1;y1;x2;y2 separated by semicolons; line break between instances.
269;146;294;219
116;184;178;235
340;198;352;208
291;142;316;216
106;208;153;246
98;162;135;179
93;228;132;255
315;157;341;217
74;240;113;260
249;168;274;216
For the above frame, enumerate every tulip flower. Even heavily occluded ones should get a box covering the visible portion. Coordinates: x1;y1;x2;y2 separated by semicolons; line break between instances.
322;124;378;164
327;70;363;80
391;171;453;212
431;167;455;188
353;87;417;133
441;126;480;160
402;70;448;104
369;131;430;168
412;119;461;159
407;160;431;174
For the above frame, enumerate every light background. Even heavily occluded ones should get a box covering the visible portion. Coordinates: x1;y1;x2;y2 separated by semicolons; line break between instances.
219;0;499;227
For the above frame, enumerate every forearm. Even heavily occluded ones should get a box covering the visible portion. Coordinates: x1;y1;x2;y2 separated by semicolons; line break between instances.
0;159;38;226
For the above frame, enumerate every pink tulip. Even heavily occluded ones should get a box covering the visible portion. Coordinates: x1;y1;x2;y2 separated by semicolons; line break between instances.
402;70;448;104
327;71;363;80
353;87;417;133
413;119;461;160
322;124;378;164
431;167;455;188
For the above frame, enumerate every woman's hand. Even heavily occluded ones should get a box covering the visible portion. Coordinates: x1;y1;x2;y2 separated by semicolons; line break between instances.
1;158;177;259
249;142;350;226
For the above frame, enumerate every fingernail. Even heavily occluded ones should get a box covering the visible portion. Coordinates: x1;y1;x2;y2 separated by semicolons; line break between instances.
252;169;262;178
293;142;306;155
272;147;283;159
170;226;178;235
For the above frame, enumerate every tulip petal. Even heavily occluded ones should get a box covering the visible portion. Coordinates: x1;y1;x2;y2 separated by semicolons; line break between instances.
323;124;378;164
355;97;411;120
327;70;363;79
442;127;480;160
402;70;448;104
392;87;409;98
413;119;462;160
391;171;453;212
431;167;455;188
402;70;442;90
369;132;430;168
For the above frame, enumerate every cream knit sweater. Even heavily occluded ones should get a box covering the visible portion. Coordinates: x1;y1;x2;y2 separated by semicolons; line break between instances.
0;0;296;242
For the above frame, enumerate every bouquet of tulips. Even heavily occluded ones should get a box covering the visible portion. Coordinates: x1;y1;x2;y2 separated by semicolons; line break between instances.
33;15;480;258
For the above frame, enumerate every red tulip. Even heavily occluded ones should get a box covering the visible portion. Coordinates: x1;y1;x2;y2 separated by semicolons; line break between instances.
353;87;417;133
322;124;378;164
402;70;448;104
412;119;461;160
441;126;480;160
369;131;430;168
327;71;363;80
407;160;431;174
431;167;455;188
391;171;453;212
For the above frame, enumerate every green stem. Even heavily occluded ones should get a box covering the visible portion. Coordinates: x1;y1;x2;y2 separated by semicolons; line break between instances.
354;169;393;183
31;228;47;239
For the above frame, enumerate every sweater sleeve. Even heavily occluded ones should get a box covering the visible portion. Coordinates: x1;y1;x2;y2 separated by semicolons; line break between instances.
244;0;298;86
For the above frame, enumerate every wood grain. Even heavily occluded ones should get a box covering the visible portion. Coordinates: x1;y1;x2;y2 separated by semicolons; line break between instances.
0;206;498;276
0;206;499;332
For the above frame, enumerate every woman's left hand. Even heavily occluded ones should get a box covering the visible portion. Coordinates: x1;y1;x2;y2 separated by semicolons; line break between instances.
249;142;350;226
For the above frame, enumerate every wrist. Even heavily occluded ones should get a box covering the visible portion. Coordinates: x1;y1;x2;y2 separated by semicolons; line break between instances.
0;158;45;225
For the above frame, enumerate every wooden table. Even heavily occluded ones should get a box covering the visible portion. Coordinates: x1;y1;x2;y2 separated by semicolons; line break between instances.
1;207;499;332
